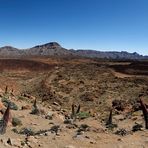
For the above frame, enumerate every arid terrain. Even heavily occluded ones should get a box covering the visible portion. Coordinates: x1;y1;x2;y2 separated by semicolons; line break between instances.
0;57;147;148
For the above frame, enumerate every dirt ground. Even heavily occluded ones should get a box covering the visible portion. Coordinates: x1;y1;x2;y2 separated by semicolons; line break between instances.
0;58;147;148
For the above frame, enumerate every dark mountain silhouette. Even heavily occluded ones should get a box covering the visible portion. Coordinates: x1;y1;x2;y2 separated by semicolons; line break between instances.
0;42;147;60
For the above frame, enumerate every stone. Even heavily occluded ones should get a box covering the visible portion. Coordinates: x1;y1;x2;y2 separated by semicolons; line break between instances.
53;102;60;106
85;136;90;139
7;138;12;146
90;140;96;144
45;111;54;120
66;124;77;129
117;138;123;142
21;105;31;110
23;93;36;100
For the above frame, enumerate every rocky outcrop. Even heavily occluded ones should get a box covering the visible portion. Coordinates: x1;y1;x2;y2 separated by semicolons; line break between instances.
27;42;73;56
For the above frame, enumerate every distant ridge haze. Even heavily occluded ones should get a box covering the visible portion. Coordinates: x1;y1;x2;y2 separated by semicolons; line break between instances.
0;42;147;60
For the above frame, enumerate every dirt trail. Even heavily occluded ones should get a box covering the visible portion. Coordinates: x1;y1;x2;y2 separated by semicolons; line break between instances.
110;69;134;78
110;68;148;79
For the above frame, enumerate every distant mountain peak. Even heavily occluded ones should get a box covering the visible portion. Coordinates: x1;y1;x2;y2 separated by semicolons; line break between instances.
0;42;147;59
1;46;17;49
34;42;62;49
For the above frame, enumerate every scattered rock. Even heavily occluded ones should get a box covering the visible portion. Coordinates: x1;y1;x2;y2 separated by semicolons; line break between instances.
132;102;141;112
21;105;31;110
45;111;54;120
85;135;90;139
7;138;12;146
115;128;129;136
66;124;78;129
76;124;89;135
49;122;54;125
19;127;36;136
90;140;96;144
50;125;60;135
23;93;36;100
53;102;60;106
64;117;74;124
132;123;143;132
117;138;122;141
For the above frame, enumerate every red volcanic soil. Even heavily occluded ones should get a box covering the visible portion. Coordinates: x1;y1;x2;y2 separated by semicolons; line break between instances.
0;59;56;72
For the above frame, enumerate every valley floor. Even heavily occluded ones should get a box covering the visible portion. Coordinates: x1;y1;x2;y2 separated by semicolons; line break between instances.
0;58;147;148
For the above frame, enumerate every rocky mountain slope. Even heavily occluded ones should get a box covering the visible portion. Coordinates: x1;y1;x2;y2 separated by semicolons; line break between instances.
26;42;73;56
73;50;146;60
0;46;24;58
0;42;147;60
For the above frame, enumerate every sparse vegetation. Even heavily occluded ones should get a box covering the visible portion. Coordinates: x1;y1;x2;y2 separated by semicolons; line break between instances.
0;58;147;147
12;117;22;127
19;127;36;136
115;128;129;136
0;105;10;134
132;123;143;132
5;86;8;94
106;109;113;125
77;111;90;119
70;104;81;121
139;99;148;129
1;97;18;110
30;99;40;115
105;109;118;130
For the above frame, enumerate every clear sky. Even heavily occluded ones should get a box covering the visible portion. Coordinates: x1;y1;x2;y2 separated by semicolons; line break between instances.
0;0;147;55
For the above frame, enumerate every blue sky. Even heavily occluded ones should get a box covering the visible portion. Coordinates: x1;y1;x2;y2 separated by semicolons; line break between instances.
0;0;148;55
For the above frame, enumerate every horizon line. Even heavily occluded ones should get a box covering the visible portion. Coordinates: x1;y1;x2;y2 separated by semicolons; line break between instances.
0;41;147;56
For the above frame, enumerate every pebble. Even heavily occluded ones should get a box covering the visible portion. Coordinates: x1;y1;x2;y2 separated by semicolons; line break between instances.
22;105;31;110
90;140;96;144
117;138;123;142
85;136;90;139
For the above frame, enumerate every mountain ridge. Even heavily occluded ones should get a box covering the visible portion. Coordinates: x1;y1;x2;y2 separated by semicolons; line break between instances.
0;42;147;60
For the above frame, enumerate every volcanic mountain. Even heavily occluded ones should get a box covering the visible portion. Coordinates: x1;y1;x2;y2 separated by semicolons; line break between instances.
0;42;147;60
